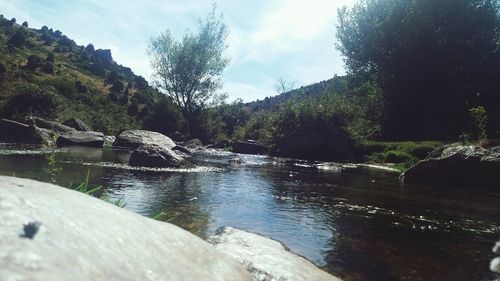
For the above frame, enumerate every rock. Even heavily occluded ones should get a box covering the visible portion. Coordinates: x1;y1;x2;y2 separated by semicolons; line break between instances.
56;131;105;147
212;139;232;149
0;118;53;145
104;135;116;147
208;227;341;281
494;240;500;254
25;116;76;134
0;176;253;281
62;118;91;131
182;138;205;152
169;131;187;142
129;144;189;168
491;257;500;273
401;145;500;186
229;157;244;165
172;145;192;155
113;130;176;150
232;141;267;155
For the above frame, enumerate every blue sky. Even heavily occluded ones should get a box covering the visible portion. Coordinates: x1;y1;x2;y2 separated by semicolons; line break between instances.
0;0;355;101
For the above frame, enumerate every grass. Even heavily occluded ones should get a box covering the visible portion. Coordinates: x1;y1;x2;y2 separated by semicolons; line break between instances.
360;141;445;172
70;170;127;208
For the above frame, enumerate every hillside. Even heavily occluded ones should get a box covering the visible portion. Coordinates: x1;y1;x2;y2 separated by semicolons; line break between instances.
0;15;164;134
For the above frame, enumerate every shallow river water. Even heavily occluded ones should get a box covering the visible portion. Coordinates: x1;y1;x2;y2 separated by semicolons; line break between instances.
0;145;499;281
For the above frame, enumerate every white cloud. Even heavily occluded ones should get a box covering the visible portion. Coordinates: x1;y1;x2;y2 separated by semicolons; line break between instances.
223;81;276;102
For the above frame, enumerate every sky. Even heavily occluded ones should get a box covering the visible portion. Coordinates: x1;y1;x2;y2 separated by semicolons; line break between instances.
0;0;355;102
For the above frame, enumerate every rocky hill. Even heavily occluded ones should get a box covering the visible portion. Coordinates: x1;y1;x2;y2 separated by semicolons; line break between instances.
0;15;163;134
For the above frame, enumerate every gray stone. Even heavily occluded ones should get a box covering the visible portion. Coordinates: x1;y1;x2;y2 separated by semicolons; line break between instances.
401;145;500;186
169;131;187;142
208;227;341;281
113;130;176;149
172;145;192;155
63;118;91;131
232;141;267;155
25;116;76;134
212;139;232;149
104;135;116;147
181;138;205;152
0;176;253;281
56;131;105;147
129;144;189;168
0;118;53;145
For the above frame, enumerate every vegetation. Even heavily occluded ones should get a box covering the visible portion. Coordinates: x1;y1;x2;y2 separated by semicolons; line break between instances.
148;6;230;136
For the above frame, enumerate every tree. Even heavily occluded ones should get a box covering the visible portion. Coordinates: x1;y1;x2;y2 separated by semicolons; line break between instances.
148;6;230;135
22;21;28;28
8;31;26;48
336;0;500;140
274;77;297;94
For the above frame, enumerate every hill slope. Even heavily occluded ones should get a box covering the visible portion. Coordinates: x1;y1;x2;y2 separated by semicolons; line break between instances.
0;15;163;134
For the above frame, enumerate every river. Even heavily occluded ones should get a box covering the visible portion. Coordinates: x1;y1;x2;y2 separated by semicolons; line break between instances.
0;144;498;281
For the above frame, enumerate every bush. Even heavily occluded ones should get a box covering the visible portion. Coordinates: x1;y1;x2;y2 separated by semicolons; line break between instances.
75;81;88;93
85;44;95;53
127;103;138;116
46;53;55;63
90;61;105;77
26;55;44;71
0;84;58;119
8;31;26;48
41;32;54;46
22;21;28;28
42;62;55;74
45;78;77;98
110;80;124;92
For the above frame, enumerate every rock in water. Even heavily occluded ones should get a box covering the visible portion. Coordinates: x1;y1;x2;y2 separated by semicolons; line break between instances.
401;145;500;187
129;144;188;168
56;131;105;147
232;141;267;155
63;118;91;131
0;176;253;281
25;116;76;134
113;130;176;149
0;118;53;145
208;227;342;281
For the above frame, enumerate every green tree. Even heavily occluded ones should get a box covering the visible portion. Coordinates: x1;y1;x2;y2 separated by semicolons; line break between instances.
8;30;26;48
148;6;230;136
337;0;500;140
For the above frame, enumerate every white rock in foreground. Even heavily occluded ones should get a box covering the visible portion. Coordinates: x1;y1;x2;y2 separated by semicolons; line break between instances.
208;227;342;281
0;176;253;281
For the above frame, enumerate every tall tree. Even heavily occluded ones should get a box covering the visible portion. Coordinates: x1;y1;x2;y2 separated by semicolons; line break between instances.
337;0;500;140
148;6;230;136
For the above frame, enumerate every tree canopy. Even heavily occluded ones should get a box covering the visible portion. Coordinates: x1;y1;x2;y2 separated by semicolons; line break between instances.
337;0;500;140
148;6;230;135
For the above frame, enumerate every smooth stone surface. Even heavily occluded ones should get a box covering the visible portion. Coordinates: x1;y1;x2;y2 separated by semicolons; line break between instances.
401;145;500;186
25;116;76;134
169;131;187;142
208;227;342;281
56;131;105;147
181;138;205;152
103;135;116;147
113;130;176;149
232;141;267;155
63;118;91;131
0;176;254;281
129;144;188;168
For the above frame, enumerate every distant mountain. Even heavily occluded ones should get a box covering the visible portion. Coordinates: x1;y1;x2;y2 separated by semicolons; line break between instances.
245;76;349;112
0;15;162;134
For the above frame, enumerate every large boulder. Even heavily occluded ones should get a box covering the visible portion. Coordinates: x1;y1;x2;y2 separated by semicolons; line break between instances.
113;130;176;150
211;139;232;149
0;118;53;145
181;138;205;152
56;131;105;147
63;118;91;131
0;176;253;281
232;140;267;155
129;144;189;168
208;227;341;281
169;131;187;142
25;116;76;134
401;145;500;187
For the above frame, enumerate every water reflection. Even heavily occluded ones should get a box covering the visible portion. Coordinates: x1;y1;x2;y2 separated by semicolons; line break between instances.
0;144;498;281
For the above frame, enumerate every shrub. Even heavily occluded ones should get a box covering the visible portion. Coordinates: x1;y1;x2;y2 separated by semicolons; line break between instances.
85;44;95;53
54;45;69;52
54;30;62;38
0;84;58;119
127;102;138;116
45;78;77;98
26;55;44;71
8;31;26;48
90;61;105;77
40;25;49;32
22;21;28;28
110;80;124;92
46;53;55;63
41;32;54;46
42;62;55;74
75;81;88;93
469;106;488;142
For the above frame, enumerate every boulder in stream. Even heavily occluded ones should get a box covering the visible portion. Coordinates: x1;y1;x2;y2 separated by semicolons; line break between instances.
63;118;91;131
56;131;105;147
0;118;53;145
0;176;253;281
113;130;176;149
25;116;76;134
129;144;189;168
232;140;267;155
401;145;500;186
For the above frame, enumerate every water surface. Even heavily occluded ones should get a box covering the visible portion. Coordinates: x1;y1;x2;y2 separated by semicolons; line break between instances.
0;145;498;281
